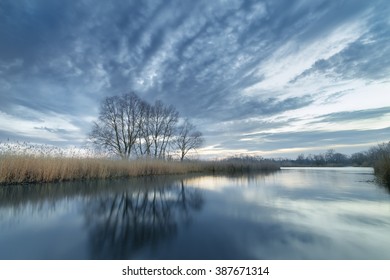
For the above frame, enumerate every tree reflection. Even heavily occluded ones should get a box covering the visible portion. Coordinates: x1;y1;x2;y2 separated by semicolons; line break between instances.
84;178;203;259
379;181;390;194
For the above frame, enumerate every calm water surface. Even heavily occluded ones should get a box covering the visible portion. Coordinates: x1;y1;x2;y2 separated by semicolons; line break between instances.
1;167;390;259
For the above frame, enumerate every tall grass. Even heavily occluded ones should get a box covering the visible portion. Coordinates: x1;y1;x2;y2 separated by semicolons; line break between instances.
0;156;181;184
372;143;390;187
0;155;279;185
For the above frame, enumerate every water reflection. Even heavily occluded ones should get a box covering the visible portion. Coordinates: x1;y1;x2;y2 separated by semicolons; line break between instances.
0;177;204;259
376;178;390;194
84;179;203;259
1;168;390;259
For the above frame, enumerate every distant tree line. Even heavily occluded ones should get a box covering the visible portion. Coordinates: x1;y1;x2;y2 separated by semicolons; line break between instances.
276;144;390;168
89;92;204;160
294;149;350;166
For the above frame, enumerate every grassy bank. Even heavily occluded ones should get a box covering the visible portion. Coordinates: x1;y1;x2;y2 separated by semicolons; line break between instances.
373;155;390;187
0;155;279;185
370;142;390;188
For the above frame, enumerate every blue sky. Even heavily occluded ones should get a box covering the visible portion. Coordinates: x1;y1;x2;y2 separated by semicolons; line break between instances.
0;0;389;158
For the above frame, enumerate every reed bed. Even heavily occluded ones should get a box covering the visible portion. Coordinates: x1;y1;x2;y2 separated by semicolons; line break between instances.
0;155;279;185
374;155;390;187
371;142;390;188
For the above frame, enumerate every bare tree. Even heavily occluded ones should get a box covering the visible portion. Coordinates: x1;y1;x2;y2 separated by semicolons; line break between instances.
89;92;143;159
136;101;153;157
174;119;204;161
134;100;178;159
149;101;179;159
90;93;200;160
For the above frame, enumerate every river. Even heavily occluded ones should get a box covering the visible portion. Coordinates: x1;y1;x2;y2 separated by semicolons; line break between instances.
0;167;389;259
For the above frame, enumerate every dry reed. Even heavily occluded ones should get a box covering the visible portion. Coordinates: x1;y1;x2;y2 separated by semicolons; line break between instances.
0;155;279;185
371;142;390;187
374;155;390;187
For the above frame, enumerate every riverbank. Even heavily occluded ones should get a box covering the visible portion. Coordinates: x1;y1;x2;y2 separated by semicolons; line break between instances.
374;156;390;187
0;155;279;185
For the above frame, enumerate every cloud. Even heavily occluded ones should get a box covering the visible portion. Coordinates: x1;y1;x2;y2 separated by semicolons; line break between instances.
33;126;69;134
207;126;390;158
314;107;390;123
296;20;390;82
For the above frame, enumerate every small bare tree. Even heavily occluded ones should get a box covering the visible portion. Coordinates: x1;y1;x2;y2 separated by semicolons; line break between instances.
174;119;204;161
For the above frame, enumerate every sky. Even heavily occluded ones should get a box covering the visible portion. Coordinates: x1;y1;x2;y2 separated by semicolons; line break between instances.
0;0;389;159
